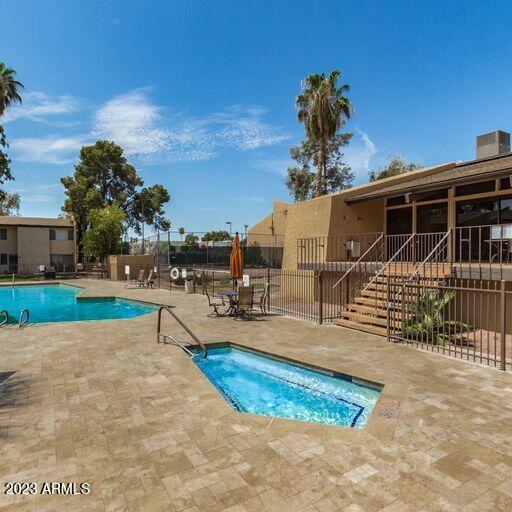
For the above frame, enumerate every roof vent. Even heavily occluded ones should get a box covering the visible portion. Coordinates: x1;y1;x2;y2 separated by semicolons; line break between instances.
476;131;510;159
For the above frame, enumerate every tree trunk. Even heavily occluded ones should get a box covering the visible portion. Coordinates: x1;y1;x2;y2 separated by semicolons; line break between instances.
314;140;327;197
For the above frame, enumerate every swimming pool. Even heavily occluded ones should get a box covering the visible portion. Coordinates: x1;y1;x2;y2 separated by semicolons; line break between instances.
193;346;381;428
0;284;158;324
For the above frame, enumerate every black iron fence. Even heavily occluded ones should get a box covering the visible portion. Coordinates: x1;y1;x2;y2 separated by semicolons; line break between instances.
107;260;511;372
388;278;511;371
121;231;285;269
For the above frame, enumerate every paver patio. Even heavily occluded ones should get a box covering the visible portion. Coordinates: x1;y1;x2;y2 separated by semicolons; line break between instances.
1;279;512;511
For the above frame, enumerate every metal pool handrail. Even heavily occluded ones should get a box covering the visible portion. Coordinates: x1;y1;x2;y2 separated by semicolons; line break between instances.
0;310;8;327
156;306;207;359
18;309;29;326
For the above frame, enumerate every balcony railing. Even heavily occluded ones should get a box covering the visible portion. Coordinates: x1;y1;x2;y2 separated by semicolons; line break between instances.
297;232;383;271
298;225;512;280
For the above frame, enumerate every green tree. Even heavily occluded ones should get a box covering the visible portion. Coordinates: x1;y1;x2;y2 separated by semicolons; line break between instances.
202;230;231;242
178;227;185;240
0;125;14;186
183;233;199;247
369;154;421;182
0;62;22;199
285;135;353;202
296;70;353;197
61;140;170;253
82;205;126;259
0;63;23;116
0;191;20;215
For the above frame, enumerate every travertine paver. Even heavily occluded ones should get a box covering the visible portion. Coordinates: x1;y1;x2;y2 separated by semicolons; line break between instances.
1;279;512;511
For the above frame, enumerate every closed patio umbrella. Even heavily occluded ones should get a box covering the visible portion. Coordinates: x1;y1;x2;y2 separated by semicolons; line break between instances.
230;232;243;288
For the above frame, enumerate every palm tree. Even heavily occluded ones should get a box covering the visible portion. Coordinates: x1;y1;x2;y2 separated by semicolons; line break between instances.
178;227;185;241
0;63;24;116
296;71;352;197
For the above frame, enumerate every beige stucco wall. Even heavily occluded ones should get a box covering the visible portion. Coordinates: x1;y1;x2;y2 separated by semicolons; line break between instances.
18;226;51;272
247;201;288;247
49;240;75;256
0;227;18;273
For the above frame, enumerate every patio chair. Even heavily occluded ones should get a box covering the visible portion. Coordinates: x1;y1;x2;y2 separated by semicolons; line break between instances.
146;270;157;288
127;269;145;287
205;291;224;317
235;285;254;319
253;283;269;315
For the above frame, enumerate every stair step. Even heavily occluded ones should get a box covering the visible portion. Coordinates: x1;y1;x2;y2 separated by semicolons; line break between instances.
339;310;388;327
332;318;387;337
347;303;388;316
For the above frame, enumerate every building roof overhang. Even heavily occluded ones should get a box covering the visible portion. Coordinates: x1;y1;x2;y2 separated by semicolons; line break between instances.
346;152;512;204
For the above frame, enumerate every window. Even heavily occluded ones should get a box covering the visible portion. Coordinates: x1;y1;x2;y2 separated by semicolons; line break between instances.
455;180;495;196
456;198;498;227
0;254;7;265
0;229;6;240
50;228;74;241
386;207;412;235
386;195;406;207
417;203;448;233
500;177;512;191
414;189;448;202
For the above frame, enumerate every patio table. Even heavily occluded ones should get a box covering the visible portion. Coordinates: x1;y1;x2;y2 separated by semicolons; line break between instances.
217;290;239;316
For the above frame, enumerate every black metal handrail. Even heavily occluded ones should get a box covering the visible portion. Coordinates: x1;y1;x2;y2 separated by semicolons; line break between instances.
156;306;207;358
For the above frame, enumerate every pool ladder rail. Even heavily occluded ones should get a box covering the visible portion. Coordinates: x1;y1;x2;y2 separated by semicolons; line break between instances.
0;308;30;327
156;306;207;359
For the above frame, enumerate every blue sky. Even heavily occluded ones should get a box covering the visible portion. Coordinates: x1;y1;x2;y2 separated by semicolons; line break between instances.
1;0;512;234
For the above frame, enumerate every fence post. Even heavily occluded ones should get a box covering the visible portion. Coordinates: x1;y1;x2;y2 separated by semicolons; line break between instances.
386;273;391;343
318;272;323;325
501;280;506;371
266;266;271;312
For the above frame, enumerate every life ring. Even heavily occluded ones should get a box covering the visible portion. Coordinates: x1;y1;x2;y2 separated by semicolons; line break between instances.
170;267;180;280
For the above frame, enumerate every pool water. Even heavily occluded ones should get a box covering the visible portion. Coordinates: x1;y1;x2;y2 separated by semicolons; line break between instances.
0;284;158;324
193;346;381;428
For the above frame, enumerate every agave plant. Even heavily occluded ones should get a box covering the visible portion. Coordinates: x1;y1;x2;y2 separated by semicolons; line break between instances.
404;290;469;346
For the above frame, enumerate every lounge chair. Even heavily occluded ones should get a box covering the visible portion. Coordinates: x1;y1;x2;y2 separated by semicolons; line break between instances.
235;286;254;319
135;269;146;287
253;284;269;315
146;270;157;288
205;291;224;317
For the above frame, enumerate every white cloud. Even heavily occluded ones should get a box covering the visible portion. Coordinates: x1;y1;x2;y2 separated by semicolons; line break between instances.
8;89;291;165
92;93;289;163
10;135;90;164
345;129;377;184
252;158;292;176
3;91;79;123
92;90;171;157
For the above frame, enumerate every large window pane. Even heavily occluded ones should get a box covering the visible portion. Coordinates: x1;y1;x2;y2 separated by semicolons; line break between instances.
456;198;498;227
417;203;448;233
386;208;412;235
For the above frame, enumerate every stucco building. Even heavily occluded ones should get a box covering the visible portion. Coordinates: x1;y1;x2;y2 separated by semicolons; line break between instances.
0;216;76;274
247;131;512;339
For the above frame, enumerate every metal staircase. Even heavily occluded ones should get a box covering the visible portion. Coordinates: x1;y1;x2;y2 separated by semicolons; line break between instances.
332;232;452;336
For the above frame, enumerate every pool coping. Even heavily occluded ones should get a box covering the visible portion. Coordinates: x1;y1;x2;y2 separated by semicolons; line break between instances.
188;340;403;442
